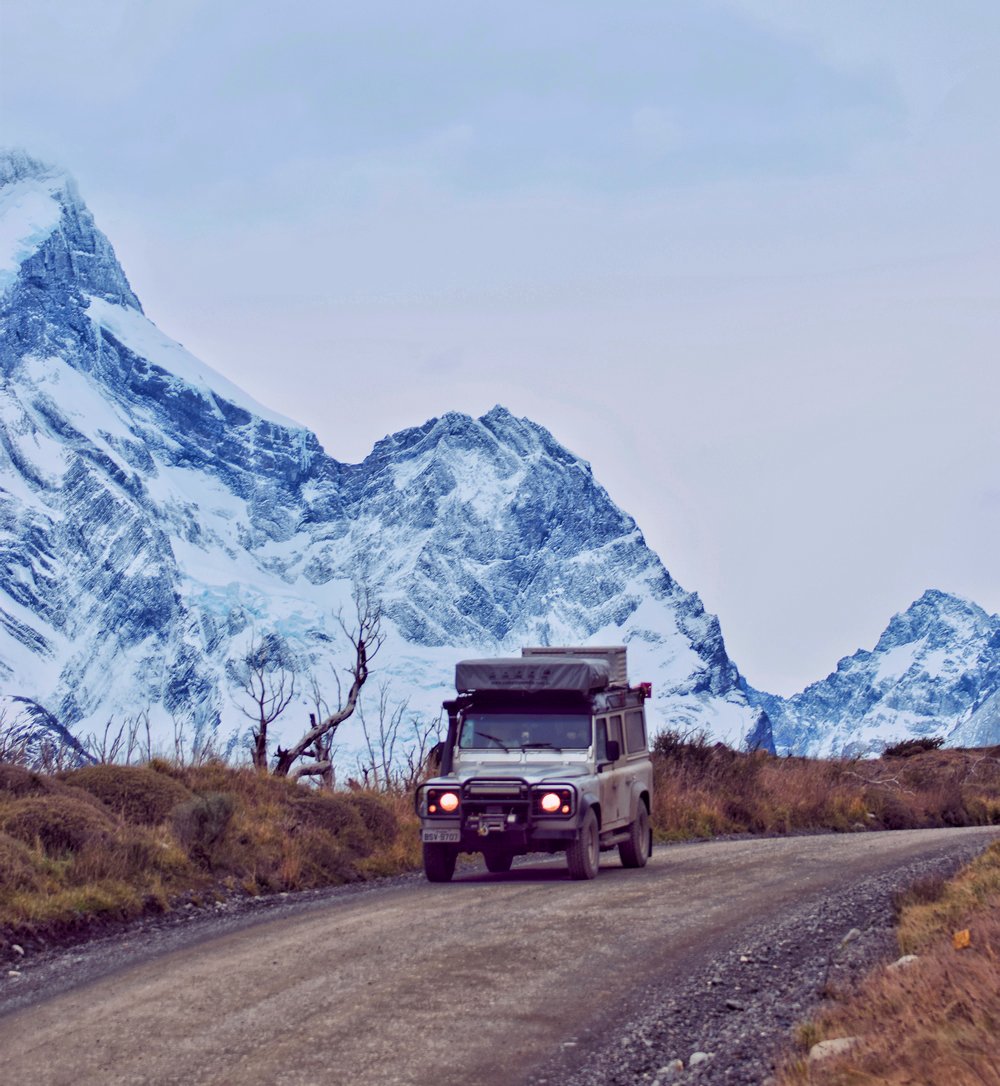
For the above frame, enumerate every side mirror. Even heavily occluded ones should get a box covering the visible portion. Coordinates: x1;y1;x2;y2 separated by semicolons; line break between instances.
605;740;621;763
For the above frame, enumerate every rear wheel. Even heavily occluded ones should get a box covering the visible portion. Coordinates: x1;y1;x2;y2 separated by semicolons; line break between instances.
483;850;514;873
618;802;650;868
566;808;600;880
423;842;458;882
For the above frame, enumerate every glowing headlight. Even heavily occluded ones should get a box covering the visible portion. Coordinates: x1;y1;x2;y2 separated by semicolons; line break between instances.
439;791;460;813
533;787;574;816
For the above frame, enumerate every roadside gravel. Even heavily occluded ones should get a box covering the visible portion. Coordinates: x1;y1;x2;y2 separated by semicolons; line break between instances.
538;842;986;1086
1;831;994;1086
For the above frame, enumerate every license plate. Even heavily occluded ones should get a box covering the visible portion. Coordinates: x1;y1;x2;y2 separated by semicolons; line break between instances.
422;828;460;843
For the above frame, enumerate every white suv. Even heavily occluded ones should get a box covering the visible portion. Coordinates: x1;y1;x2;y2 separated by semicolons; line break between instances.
415;647;654;882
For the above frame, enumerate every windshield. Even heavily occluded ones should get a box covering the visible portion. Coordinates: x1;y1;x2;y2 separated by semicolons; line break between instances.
459;710;591;751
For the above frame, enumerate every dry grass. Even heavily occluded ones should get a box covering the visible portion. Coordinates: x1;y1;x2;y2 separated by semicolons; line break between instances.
775;840;1000;1086
650;736;1000;841
0;761;407;944
3;740;998;949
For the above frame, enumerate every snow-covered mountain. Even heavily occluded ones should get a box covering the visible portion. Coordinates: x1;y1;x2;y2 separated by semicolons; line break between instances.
0;151;771;757
746;590;1000;756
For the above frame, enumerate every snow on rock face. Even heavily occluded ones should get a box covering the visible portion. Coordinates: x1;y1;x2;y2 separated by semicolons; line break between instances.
747;590;1000;756
0;151;770;755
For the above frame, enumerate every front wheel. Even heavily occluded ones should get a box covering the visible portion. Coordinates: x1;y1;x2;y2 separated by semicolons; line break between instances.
566;808;600;880
423;842;458;882
618;802;650;868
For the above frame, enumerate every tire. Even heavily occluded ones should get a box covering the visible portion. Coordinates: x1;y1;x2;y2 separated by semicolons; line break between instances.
618;801;650;868
423;842;458;882
483;850;514;873
566;808;600;880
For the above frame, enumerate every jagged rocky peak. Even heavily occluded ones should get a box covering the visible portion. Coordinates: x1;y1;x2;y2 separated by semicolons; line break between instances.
749;589;1000;756
871;589;994;655
0;147;141;312
0;148;62;187
0;151;771;752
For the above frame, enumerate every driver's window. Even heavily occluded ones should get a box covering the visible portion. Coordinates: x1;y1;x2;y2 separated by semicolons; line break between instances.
595;717;608;761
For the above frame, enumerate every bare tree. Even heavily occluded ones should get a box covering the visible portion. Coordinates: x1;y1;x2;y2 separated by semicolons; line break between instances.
168;712;236;768
354;685;443;792
398;714;444;791
291;673;340;788
273;587;384;779
355;682;409;789
230;631;297;771
82;711;153;765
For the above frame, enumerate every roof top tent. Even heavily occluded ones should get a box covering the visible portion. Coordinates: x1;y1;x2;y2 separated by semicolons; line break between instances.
454;655;613;695
522;645;628;688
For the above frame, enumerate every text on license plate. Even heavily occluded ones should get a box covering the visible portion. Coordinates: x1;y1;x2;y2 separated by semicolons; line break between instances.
422;828;460;843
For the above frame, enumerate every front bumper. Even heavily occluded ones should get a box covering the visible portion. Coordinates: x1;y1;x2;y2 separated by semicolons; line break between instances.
417;777;581;849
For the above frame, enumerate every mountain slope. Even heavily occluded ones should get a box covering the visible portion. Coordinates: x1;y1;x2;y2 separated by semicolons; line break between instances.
746;590;1000;756
0;151;770;756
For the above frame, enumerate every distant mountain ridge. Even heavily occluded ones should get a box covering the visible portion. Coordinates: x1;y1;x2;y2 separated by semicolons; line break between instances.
0;151;771;756
746;590;1000;756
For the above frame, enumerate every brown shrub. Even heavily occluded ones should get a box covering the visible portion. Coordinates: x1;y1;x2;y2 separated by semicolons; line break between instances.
891;873;947;920
0;763;57;798
285;829;359;887
289;793;370;856
63;765;194;825
0;832;46;893
864;787;920;830
2;795;115;853
351;793;399;849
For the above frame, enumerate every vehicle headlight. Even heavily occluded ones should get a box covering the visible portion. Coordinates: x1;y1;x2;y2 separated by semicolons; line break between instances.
425;788;461;815
533;786;574;817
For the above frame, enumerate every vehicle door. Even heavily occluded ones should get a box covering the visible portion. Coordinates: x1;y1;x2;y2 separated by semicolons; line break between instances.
595;714;627;828
622;706;651;822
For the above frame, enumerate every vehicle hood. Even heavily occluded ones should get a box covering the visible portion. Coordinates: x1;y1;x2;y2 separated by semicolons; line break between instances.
429;761;593;787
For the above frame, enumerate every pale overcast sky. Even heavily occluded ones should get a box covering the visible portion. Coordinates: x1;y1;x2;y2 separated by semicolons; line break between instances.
2;1;998;694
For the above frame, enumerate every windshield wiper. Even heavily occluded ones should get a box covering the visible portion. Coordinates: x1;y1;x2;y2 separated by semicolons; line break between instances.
522;741;563;750
474;730;511;751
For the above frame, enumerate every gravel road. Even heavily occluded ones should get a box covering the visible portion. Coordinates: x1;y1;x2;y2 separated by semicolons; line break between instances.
1;826;995;1086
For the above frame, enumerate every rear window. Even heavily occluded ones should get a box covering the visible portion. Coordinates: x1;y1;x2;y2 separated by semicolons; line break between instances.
625;710;646;753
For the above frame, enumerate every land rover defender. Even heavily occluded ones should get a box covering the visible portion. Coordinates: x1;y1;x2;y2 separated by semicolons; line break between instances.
415;646;654;882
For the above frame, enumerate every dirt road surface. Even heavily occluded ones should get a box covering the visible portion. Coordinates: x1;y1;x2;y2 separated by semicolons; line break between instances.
1;827;996;1085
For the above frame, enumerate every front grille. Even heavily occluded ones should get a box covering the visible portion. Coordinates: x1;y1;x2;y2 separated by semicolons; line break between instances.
464;780;529;800
461;778;531;830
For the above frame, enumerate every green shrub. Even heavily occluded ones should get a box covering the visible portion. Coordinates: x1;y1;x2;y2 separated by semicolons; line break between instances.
2;795;115;853
171;792;235;867
884;737;945;758
64;765;194;825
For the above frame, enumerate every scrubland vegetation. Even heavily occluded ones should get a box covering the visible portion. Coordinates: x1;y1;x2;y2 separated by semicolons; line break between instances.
2;735;998;949
776;838;1000;1085
650;732;1000;839
0;761;421;946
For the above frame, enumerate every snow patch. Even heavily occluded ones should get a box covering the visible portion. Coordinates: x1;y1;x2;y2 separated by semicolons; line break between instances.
0;179;62;297
85;296;305;432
